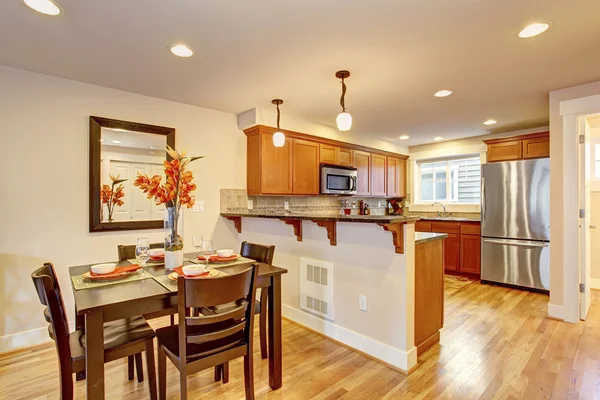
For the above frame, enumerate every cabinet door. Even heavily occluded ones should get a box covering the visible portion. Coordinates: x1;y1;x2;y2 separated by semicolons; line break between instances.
370;153;387;196
354;150;371;195
523;137;550;159
292;139;320;195
487;141;523;163
319;143;338;164
460;235;481;275
443;233;460;272
387;157;399;197
415;221;432;232
338;148;354;167
398;159;407;198
260;132;292;194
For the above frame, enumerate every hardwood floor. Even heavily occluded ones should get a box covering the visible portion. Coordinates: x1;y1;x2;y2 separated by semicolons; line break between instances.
1;283;599;399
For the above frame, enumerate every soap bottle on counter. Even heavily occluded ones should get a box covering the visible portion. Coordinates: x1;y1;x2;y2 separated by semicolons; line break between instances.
364;204;370;215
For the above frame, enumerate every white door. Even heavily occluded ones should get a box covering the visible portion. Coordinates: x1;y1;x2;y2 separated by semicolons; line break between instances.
110;163;131;221
579;116;592;320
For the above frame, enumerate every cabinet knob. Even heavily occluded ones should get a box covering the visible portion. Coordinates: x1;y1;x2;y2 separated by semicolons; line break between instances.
590;225;597;229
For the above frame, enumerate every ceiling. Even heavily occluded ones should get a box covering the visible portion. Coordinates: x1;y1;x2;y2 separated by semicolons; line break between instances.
1;1;600;146
101;128;166;151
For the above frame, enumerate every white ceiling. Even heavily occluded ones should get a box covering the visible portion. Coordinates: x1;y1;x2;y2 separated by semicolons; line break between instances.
1;0;600;146
101;128;166;150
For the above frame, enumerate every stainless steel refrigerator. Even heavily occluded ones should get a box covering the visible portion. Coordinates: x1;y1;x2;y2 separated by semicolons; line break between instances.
481;158;550;291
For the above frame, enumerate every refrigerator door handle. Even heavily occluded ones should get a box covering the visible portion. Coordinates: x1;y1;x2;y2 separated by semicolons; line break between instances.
483;238;549;248
481;176;485;227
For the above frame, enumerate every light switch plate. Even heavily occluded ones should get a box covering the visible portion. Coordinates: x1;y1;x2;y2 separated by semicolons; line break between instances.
359;295;367;311
284;201;289;210
247;200;253;210
192;199;204;212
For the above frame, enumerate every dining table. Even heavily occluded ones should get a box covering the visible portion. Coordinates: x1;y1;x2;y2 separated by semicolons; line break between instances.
69;254;287;399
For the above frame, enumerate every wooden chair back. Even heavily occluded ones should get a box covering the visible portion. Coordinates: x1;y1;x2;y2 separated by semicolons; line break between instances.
176;264;259;364
31;263;73;395
240;241;275;264
118;242;163;261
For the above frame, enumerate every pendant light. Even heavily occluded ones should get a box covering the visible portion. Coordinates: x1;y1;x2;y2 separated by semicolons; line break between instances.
335;70;352;131
272;99;285;147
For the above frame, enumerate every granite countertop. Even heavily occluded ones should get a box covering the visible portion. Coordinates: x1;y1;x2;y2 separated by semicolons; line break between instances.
415;232;449;244
221;212;420;224
420;216;481;222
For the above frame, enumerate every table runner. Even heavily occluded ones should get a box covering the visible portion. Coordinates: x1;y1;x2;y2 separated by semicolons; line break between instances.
71;270;154;291
153;269;229;292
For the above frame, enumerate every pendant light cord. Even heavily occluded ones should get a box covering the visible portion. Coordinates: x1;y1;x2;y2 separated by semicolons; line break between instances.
276;102;281;130
340;77;347;112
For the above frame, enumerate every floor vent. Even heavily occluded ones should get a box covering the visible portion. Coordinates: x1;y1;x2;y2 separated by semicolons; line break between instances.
300;258;334;320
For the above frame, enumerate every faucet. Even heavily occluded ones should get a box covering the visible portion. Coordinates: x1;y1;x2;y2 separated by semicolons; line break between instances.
431;202;448;218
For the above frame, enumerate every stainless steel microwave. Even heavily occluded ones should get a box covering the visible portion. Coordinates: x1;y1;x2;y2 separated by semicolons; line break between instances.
320;165;357;195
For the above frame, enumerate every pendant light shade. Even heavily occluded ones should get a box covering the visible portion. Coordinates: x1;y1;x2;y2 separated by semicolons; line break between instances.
272;99;285;147
336;112;352;132
335;70;352;131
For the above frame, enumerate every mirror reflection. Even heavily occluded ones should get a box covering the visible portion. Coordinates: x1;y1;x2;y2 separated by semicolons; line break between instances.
100;128;167;222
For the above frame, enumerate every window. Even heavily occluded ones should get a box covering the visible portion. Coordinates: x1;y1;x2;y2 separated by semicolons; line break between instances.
417;156;481;204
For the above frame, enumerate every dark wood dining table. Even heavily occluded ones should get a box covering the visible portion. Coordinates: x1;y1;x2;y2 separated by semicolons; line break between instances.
69;255;287;399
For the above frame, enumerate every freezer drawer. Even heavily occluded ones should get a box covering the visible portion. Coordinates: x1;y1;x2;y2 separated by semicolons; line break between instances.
481;238;550;290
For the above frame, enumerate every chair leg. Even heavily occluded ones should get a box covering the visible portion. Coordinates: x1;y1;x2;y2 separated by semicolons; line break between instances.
145;341;157;400
244;354;255;400
170;314;174;326
222;362;230;384
60;367;75;400
180;370;188;400
128;355;135;381
259;288;268;359
135;352;144;382
158;346;167;400
214;365;222;382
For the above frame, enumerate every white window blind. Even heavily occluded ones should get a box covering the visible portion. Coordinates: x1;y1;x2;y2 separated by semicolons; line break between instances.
418;156;481;204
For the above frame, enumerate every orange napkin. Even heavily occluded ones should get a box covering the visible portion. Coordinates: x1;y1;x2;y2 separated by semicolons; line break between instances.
173;266;210;278
90;264;142;277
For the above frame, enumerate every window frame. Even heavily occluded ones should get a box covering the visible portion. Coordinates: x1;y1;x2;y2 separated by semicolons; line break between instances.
415;155;481;205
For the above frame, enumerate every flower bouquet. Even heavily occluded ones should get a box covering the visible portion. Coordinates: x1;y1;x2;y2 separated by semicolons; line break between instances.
134;146;204;269
101;174;126;222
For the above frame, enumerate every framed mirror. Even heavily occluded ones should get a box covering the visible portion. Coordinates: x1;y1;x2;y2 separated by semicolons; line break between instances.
89;116;175;232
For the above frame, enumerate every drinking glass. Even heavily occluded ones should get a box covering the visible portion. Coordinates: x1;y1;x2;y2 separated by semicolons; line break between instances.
192;235;203;260
200;239;215;268
135;237;150;266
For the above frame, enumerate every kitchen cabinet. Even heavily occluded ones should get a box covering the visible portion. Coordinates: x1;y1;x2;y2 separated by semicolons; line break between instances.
338;148;354;167
387;157;407;198
370;153;387;196
293;139;320;195
416;220;480;275
484;132;549;163
244;125;408;196
354;150;371;195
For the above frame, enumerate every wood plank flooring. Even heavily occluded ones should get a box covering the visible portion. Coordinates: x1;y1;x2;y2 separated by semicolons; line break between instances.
1;282;599;399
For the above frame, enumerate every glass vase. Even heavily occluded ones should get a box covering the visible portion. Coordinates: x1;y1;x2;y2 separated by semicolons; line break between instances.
164;207;184;269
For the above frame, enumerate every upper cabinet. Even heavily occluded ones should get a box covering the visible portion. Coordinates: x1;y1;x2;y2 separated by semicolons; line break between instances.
293;139;320;195
484;132;549;163
244;125;408;196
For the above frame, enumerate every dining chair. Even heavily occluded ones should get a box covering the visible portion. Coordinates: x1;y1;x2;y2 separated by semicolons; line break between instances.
31;263;157;400
240;241;275;360
117;242;164;383
155;264;259;400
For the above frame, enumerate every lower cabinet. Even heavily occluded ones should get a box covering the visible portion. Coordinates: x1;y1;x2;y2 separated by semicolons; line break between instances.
416;220;480;276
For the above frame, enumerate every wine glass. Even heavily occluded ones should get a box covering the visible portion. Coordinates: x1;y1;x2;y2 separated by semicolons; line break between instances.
192;235;203;260
200;239;215;268
135;237;150;266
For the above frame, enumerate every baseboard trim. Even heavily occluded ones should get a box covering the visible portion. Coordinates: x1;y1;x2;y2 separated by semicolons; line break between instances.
547;303;564;321
0;321;75;354
282;305;417;373
591;278;600;290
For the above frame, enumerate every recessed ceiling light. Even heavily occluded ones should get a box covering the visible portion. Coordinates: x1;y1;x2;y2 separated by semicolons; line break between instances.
23;0;61;15
149;145;159;150
111;140;123;144
433;137;444;141
434;90;453;98
399;135;410;140
100;139;104;143
111;128;129;132
518;23;550;38
483;119;497;125
169;44;194;58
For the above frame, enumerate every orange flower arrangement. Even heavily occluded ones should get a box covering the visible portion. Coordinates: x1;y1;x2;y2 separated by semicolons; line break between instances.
101;174;126;222
134;146;203;251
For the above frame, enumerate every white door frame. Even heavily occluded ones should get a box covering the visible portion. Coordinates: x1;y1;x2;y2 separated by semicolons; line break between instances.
559;93;600;323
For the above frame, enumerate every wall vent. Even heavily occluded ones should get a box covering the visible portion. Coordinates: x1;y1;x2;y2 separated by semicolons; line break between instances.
300;258;334;320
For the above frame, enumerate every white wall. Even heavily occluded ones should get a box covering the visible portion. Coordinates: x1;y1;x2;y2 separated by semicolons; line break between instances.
407;126;548;213
0;65;245;351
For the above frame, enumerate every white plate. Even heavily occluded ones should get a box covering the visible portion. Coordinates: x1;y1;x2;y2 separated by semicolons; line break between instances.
90;263;117;275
